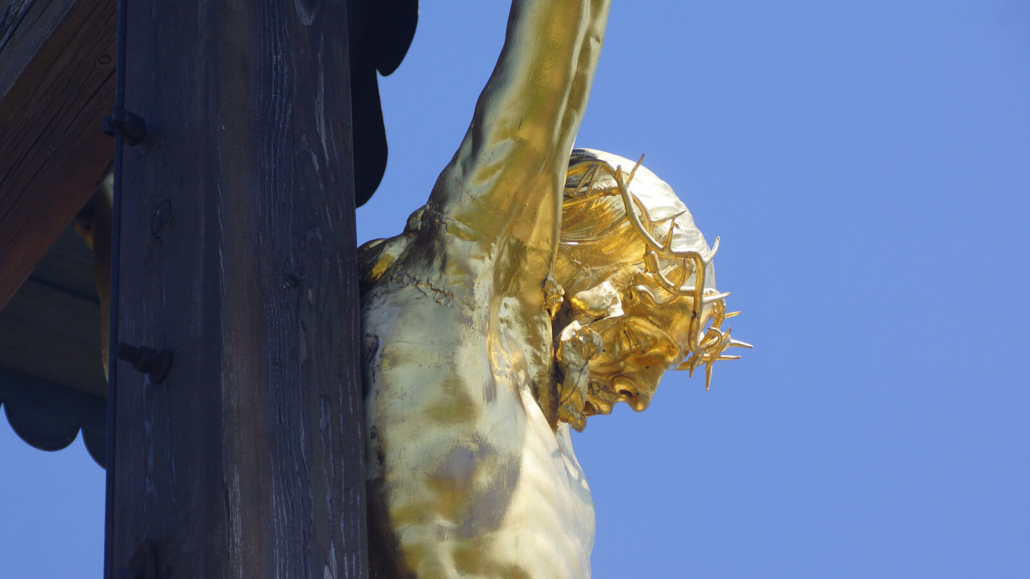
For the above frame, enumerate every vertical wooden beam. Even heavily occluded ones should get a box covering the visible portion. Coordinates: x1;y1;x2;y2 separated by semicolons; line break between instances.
111;0;367;577
0;0;115;310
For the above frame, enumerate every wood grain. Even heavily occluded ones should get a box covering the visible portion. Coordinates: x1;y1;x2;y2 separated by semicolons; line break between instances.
111;0;367;576
0;0;115;310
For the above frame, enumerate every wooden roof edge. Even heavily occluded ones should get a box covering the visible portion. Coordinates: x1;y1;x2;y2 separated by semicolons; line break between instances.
0;366;106;468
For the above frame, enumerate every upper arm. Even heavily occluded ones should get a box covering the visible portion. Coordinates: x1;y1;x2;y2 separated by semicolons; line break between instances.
424;0;611;264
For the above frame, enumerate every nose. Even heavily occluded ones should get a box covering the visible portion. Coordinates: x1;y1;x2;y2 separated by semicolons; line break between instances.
612;378;653;412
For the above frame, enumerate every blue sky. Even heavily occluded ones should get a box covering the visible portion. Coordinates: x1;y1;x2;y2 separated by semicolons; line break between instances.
2;1;1028;577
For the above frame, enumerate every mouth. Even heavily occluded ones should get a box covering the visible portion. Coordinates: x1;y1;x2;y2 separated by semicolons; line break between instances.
584;379;616;416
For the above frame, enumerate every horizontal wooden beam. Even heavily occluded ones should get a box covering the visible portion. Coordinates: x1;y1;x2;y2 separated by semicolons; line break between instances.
0;0;115;310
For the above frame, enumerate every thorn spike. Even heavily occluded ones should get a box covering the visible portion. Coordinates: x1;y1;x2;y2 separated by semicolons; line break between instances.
626;153;645;187
703;292;731;304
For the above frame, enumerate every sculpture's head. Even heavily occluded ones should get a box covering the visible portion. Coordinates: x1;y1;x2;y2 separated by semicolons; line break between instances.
552;149;750;426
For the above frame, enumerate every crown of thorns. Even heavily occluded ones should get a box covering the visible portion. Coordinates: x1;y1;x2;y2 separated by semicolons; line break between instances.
565;155;752;390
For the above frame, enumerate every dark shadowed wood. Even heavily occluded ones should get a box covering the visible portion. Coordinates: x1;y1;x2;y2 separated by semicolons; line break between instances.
0;366;107;466
0;278;105;398
110;0;367;577
0;0;115;310
0;227;106;399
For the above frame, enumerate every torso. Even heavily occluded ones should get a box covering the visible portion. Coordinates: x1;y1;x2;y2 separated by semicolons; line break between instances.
362;269;595;578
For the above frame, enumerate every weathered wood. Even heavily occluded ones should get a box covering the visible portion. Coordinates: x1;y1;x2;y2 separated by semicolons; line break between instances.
0;366;106;466
0;0;115;310
0;278;105;398
0;227;106;398
111;0;366;577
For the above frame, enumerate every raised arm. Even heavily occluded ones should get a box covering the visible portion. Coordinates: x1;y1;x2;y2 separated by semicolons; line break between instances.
420;0;610;273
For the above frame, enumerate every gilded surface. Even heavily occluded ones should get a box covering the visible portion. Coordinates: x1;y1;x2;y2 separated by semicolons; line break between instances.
359;1;748;576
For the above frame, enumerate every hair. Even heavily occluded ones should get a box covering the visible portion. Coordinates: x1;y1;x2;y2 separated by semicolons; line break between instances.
358;148;717;300
554;148;716;297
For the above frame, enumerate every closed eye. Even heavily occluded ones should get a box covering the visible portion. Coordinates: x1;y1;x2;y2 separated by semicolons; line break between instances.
623;324;657;354
624;319;681;363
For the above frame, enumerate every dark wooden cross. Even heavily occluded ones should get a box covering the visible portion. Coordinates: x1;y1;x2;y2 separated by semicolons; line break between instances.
0;0;414;576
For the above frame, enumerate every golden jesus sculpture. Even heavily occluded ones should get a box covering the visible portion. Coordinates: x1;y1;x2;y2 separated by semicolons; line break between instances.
357;0;749;576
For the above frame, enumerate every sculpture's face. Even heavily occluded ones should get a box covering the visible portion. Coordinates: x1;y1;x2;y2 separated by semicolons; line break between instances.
557;151;750;422
582;282;698;416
